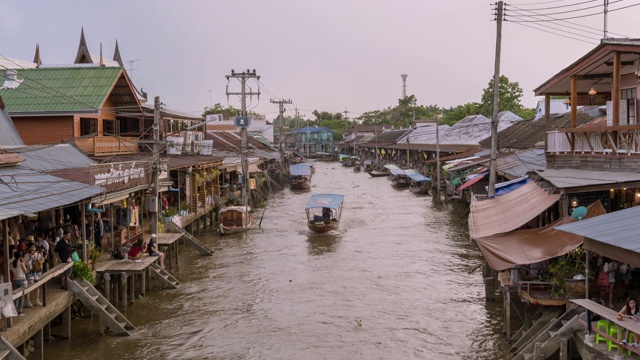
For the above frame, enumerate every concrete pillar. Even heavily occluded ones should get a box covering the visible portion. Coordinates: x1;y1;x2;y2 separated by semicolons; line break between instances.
61;306;71;339
128;274;134;304
559;336;567;360
104;273;111;304
120;272;127;310
33;328;44;359
98;313;104;335
140;271;146;297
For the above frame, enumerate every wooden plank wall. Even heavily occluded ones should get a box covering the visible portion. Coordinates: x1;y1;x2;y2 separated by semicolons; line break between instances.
13;116;73;145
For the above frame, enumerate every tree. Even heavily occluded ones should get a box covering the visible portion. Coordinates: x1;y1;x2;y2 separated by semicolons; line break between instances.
441;103;479;125
477;75;533;119
204;103;239;119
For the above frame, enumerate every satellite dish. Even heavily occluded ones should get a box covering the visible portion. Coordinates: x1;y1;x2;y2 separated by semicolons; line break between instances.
571;206;588;220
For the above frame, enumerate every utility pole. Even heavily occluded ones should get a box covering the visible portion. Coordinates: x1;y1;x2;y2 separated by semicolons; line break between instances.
150;96;161;236
488;1;503;198
294;106;300;151
271;99;293;162
226;69;260;222
436;114;441;198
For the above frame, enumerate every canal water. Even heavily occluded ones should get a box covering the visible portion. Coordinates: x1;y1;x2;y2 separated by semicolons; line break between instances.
45;161;511;360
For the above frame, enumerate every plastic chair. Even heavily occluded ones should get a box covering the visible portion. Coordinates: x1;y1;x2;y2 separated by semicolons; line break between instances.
608;326;619;352
595;320;610;344
626;332;636;355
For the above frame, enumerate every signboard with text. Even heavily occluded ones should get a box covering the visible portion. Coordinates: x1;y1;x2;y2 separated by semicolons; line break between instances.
90;161;152;193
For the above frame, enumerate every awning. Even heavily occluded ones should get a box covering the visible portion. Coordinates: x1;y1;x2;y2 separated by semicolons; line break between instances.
476;201;606;270
92;184;150;206
469;181;561;239
493;177;530;197
237;163;261;174
556;205;640;268
407;173;430;182
290;163;312;176
458;173;487;191
0;166;105;220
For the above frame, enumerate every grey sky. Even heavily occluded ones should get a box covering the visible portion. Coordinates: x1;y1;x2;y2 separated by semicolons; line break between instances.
2;0;639;120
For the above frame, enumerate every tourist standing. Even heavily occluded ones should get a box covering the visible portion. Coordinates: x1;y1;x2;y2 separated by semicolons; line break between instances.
10;252;27;316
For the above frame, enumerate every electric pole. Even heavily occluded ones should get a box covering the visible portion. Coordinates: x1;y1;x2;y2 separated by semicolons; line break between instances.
271;98;293;162
488;1;503;198
226;69;260;219
294;106;300;151
150;96;161;236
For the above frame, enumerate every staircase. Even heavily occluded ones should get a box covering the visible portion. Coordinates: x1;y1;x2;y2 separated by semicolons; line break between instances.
165;221;213;255
67;279;135;336
149;263;180;289
0;337;25;360
512;308;581;360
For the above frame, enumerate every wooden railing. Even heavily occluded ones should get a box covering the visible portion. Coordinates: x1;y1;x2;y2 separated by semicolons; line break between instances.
74;136;138;155
547;126;640;155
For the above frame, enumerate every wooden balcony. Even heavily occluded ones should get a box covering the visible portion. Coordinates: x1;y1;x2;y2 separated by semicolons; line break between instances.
75;136;139;155
547;125;640;155
546;126;640;171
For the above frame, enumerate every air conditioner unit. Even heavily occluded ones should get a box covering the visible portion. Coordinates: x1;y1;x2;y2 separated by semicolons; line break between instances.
166;136;183;155
192;133;202;153
205;114;223;122
607;99;628;125
200;140;213;155
182;131;192;152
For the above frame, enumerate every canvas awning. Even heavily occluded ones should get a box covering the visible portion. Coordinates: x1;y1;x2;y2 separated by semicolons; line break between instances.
290;163;312;176
476;201;606;271
458;173;487;191
556;205;640;268
469;181;561;239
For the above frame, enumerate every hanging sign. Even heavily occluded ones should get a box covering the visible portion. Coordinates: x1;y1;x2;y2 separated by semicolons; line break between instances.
90;161;152;192
234;116;251;128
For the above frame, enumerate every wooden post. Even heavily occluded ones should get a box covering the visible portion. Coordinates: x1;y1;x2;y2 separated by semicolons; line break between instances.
61;305;71;339
524;302;532;329
43;323;51;342
571;75;577;153
98;313;104;335
613;51;621;126
533;342;543;359
104;273;111;304
33;328;44;360
505;289;511;340
120;272;127;310
4;219;11;328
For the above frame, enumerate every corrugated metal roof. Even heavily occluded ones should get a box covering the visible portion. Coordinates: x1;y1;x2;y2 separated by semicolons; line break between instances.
534;99;570;120
495;149;546;179
0;57;37;70
533;168;640;189
555;205;640;252
478;111;596;149
0;165;104;220
0;67;125;113
7;144;95;171
0;97;24;146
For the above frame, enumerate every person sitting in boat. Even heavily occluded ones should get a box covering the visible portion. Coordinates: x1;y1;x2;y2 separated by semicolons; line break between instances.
322;207;333;223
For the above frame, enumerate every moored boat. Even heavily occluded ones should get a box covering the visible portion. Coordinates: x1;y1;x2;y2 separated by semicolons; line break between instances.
290;163;312;190
219;205;252;234
408;173;431;195
367;170;389;177
305;194;344;233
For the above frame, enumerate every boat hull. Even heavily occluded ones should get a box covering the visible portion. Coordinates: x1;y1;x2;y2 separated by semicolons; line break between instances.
219;206;251;235
367;171;388;178
307;220;339;233
290;181;311;190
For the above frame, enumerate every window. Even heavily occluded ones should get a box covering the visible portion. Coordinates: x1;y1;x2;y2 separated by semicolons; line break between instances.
80;118;97;136
103;119;116;135
621;88;637;125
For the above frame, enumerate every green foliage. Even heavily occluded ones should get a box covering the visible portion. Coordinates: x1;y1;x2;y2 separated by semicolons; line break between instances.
545;247;591;292
477;75;526;117
72;261;95;284
89;245;101;270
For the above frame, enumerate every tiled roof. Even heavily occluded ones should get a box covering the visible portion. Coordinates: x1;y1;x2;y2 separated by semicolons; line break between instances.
0;66;127;113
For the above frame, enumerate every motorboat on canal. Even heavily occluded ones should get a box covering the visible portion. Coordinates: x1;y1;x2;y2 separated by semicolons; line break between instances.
290;163;313;190
305;194;344;233
407;172;431;195
363;159;373;172
219;205;252;234
367;169;389;177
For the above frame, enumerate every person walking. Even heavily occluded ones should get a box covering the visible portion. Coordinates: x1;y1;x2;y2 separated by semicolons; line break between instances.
10;251;28;316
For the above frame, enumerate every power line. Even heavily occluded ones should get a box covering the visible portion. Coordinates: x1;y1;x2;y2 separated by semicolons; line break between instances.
511;20;600;44
506;7;618;37
510;0;598;11
509;0;622;16
506;1;640;22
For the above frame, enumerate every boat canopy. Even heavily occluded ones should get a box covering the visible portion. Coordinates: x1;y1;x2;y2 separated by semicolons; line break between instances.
316;151;331;155
384;164;401;170
305;194;344;210
408;173;431;182
290;163;312;176
389;168;405;176
363;160;372;165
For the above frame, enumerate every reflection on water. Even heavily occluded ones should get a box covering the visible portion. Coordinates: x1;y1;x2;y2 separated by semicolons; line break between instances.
43;161;511;360
307;232;341;255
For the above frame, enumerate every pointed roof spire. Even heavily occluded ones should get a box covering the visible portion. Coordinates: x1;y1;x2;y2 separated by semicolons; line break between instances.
99;43;104;66
113;39;124;67
74;26;93;64
33;43;42;68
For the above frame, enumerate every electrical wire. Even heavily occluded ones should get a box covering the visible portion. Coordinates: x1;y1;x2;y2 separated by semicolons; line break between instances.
506;7;617;37
509;0;598;11
509;0;622;17
507;1;640;22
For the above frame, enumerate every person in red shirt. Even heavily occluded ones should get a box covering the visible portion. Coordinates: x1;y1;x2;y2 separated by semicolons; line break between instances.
127;239;147;261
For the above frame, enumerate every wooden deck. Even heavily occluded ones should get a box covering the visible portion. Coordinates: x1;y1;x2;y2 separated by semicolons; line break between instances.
94;254;158;274
156;233;181;270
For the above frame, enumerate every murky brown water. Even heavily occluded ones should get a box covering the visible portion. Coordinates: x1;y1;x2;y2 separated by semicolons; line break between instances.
44;161;511;360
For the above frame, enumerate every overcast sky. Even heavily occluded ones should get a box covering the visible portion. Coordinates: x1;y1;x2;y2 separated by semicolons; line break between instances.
2;0;640;120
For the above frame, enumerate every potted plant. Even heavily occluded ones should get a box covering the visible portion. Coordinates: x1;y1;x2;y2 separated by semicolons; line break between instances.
546;247;590;297
72;261;95;284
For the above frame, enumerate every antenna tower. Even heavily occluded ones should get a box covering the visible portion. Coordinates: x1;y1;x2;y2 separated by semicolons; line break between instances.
401;74;408;98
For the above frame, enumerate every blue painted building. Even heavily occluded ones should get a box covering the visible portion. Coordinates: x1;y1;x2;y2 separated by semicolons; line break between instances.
291;127;334;154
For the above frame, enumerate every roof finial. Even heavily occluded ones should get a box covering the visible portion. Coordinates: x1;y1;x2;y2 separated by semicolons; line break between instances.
33;43;42;67
113;39;124;67
100;42;104;66
74;26;93;64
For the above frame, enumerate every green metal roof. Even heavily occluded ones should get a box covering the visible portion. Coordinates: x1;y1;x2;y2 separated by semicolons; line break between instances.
0;66;124;113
